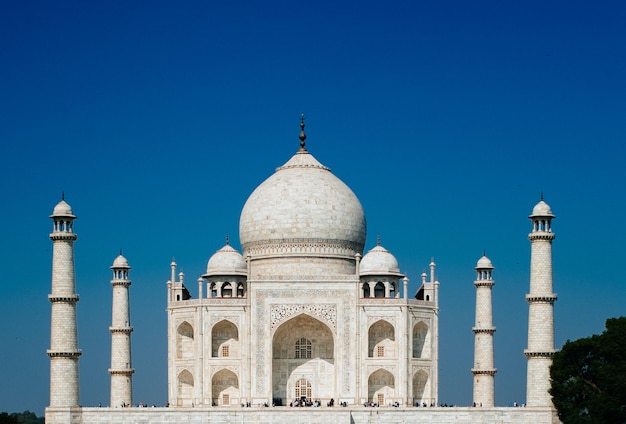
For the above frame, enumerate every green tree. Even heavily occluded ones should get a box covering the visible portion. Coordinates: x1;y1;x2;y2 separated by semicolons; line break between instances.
550;317;626;424
0;411;43;424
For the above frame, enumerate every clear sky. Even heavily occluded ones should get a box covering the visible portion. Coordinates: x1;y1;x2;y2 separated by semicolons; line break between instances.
1;0;625;415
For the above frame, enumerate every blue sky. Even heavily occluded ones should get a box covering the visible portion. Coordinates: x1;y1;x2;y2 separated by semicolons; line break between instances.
1;0;625;415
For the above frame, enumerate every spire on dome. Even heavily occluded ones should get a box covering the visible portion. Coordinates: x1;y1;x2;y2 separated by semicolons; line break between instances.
225;233;230;246
377;234;381;246
540;191;544;201
299;113;307;152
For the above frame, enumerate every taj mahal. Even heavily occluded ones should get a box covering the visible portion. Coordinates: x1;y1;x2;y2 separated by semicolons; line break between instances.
45;119;560;423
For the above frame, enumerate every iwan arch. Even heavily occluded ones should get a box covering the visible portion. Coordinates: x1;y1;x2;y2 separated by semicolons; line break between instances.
45;119;559;423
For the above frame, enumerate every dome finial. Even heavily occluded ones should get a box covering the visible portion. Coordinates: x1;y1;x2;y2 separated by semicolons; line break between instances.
377;234;381;246
61;191;65;201
540;191;544;201
225;233;230;246
299;113;307;151
120;248;123;255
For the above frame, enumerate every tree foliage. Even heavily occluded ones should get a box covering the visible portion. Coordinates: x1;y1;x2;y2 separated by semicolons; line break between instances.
550;317;626;424
0;411;43;424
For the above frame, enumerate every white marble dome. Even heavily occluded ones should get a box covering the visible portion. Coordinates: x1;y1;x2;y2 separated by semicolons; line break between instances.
360;244;402;276
205;244;247;276
112;254;130;269
50;199;76;218
239;149;366;260
475;255;493;269
530;199;554;218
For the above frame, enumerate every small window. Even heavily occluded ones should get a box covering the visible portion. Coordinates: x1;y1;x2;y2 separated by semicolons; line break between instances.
295;337;312;359
223;394;229;405
377;394;384;405
377;345;385;357
222;345;229;357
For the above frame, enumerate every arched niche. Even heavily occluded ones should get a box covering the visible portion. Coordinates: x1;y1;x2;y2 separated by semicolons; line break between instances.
176;321;194;359
177;369;194;407
367;369;395;405
412;321;430;359
211;369;239;407
368;320;395;358
212;320;239;358
272;314;335;405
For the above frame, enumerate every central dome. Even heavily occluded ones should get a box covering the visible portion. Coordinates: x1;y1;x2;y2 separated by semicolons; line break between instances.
239;148;366;264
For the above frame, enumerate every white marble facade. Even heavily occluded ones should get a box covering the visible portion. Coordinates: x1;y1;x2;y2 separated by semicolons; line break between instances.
166;138;439;408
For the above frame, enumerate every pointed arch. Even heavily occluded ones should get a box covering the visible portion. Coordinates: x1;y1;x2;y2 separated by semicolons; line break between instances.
367;369;395;405
177;369;194;406
176;321;194;359
412;321;430;358
272;314;335;404
412;370;429;405
212;320;239;358
211;369;239;407
374;282;385;298
222;282;233;297
368;320;395;358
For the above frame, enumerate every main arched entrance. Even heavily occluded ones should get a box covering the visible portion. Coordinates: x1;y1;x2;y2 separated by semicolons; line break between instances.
272;314;334;405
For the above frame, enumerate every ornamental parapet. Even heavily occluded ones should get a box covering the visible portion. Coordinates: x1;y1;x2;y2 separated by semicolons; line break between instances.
251;274;358;282
111;280;131;287
47;349;82;358
524;350;556;358
471;368;497;375
473;281;495;287
109;326;134;334
472;327;496;334
243;238;362;259
360;298;434;307
168;298;248;308
528;232;555;241
49;233;78;241
108;368;135;375
48;294;79;303
525;294;558;303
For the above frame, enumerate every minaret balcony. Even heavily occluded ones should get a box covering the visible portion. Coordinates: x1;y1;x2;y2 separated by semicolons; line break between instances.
109;326;134;334
472;327;496;334
523;350;556;358
525;294;557;303
47;349;82;358
528;232;555;241
49;232;78;241
48;294;79;303
108;368;135;376
471;368;497;375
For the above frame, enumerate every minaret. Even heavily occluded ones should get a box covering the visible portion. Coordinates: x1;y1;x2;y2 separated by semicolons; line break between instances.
48;197;81;407
472;254;497;407
109;253;134;407
525;197;557;407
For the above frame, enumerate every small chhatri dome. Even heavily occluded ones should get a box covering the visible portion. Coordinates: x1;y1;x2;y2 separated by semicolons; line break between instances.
111;254;130;269
360;244;402;276
475;254;494;270
50;199;76;218
529;198;555;218
205;244;247;276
